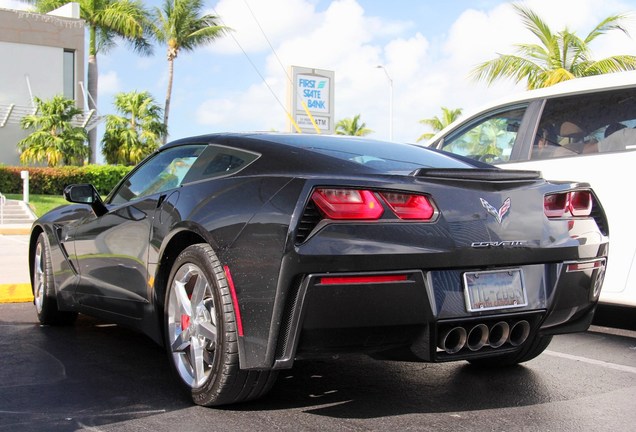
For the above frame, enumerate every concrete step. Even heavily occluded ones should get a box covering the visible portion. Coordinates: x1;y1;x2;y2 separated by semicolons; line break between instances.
0;219;33;224
0;199;36;225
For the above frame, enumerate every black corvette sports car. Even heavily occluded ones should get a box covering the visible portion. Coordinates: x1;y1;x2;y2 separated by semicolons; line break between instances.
29;133;608;406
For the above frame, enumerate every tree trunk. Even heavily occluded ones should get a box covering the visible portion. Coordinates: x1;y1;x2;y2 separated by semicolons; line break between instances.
87;26;99;164
87;55;98;164
163;56;174;144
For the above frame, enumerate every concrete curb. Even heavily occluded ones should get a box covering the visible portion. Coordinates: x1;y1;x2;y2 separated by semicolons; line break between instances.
0;284;33;303
0;226;31;235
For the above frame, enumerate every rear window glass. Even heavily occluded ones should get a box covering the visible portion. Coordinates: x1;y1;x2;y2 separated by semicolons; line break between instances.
260;135;472;173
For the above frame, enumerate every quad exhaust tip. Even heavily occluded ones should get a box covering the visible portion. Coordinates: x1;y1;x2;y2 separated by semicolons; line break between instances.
437;320;530;354
438;326;467;354
467;323;489;351
509;320;531;347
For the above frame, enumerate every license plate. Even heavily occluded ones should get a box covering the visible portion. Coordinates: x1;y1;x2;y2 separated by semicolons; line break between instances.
463;269;527;312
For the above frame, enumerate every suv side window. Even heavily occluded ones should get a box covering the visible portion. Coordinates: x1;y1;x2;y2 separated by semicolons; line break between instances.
440;106;527;163
110;145;206;204
532;87;636;160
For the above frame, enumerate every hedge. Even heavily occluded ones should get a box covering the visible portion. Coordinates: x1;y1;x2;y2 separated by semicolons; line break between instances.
0;165;133;196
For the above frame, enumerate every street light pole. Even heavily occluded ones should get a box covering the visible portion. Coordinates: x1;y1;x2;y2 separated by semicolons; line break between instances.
376;65;393;140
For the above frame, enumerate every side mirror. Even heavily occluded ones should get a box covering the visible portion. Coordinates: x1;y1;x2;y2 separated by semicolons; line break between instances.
63;184;107;217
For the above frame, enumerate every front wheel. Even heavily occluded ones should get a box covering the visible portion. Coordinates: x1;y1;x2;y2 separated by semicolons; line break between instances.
467;335;553;368
32;233;77;325
164;243;277;406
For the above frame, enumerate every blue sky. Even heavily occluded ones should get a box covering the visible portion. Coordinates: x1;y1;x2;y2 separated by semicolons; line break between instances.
4;0;636;146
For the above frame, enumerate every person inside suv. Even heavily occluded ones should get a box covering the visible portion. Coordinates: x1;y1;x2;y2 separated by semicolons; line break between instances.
599;122;636;152
559;121;598;154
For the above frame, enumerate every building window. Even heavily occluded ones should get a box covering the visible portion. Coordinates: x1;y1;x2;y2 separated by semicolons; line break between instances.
63;49;75;100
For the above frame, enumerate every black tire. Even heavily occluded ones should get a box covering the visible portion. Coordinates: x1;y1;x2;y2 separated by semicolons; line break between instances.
164;243;278;406
467;335;553;368
32;233;78;325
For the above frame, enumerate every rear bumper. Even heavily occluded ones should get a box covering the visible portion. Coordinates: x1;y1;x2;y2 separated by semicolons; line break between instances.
272;257;606;369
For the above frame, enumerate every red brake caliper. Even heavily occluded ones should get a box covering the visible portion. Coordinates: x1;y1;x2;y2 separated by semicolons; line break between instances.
181;292;193;330
181;314;191;330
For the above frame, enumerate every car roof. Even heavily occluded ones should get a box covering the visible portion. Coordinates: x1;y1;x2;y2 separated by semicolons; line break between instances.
426;70;636;145
162;132;480;175
167;132;396;147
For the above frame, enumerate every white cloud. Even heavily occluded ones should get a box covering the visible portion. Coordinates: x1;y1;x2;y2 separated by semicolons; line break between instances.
197;0;421;140
98;71;122;99
210;0;320;54
196;0;636;143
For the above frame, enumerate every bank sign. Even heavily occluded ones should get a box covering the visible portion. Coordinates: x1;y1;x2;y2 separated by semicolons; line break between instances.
287;66;335;134
296;74;330;113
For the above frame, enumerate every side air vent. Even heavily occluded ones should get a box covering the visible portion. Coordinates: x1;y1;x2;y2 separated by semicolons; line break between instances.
274;276;305;360
590;202;609;236
295;201;322;244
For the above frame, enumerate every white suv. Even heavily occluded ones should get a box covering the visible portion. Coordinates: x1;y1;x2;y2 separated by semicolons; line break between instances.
427;71;636;307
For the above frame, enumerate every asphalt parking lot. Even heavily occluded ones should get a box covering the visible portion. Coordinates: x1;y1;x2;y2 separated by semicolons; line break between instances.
1;231;635;431
1;302;636;432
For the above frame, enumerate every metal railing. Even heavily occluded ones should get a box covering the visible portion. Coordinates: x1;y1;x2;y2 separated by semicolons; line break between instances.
0;193;5;224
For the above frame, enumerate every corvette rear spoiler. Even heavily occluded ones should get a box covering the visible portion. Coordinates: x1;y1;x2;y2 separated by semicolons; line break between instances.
410;168;542;181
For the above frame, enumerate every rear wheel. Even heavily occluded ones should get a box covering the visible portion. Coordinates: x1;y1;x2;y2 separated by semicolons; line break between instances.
467;335;553;368
164;243;277;406
32;233;77;325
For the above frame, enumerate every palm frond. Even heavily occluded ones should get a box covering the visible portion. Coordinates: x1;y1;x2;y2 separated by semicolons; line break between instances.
584;13;631;44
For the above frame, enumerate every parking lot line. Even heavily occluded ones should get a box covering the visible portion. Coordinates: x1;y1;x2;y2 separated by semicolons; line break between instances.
545;350;636;375
0;284;33;303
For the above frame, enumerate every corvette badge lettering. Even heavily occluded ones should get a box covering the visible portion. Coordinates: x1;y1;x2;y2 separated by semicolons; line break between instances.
471;240;528;248
480;197;510;224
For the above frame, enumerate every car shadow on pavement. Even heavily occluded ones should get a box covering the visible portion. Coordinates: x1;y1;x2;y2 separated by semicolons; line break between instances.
0;309;191;431
237;354;556;418
1;304;628;429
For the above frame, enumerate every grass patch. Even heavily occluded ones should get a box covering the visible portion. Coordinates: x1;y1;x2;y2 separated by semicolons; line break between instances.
5;194;68;217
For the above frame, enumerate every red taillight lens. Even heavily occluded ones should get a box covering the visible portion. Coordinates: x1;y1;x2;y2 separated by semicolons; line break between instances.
379;192;436;220
312;188;384;220
568;191;593;217
544;191;593;218
544;193;568;218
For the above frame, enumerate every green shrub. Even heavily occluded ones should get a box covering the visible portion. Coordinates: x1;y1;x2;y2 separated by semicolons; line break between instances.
0;165;132;196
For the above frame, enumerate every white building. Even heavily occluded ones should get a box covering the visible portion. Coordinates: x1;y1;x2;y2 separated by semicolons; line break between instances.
0;3;92;166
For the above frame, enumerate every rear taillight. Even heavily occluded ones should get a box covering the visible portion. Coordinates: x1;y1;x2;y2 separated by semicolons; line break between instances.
310;188;437;221
544;193;568;218
379;192;436;220
311;188;384;220
568;191;593;216
544;190;593;218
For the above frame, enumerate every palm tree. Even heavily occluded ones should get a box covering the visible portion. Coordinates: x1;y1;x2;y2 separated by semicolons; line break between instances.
32;0;152;163
417;107;463;142
101;91;166;165
18;95;88;166
471;4;636;89
151;0;228;140
335;114;373;136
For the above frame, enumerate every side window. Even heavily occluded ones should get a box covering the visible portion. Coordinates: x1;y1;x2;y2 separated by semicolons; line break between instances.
182;144;260;183
441;107;527;163
532;87;636;160
110;145;206;204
